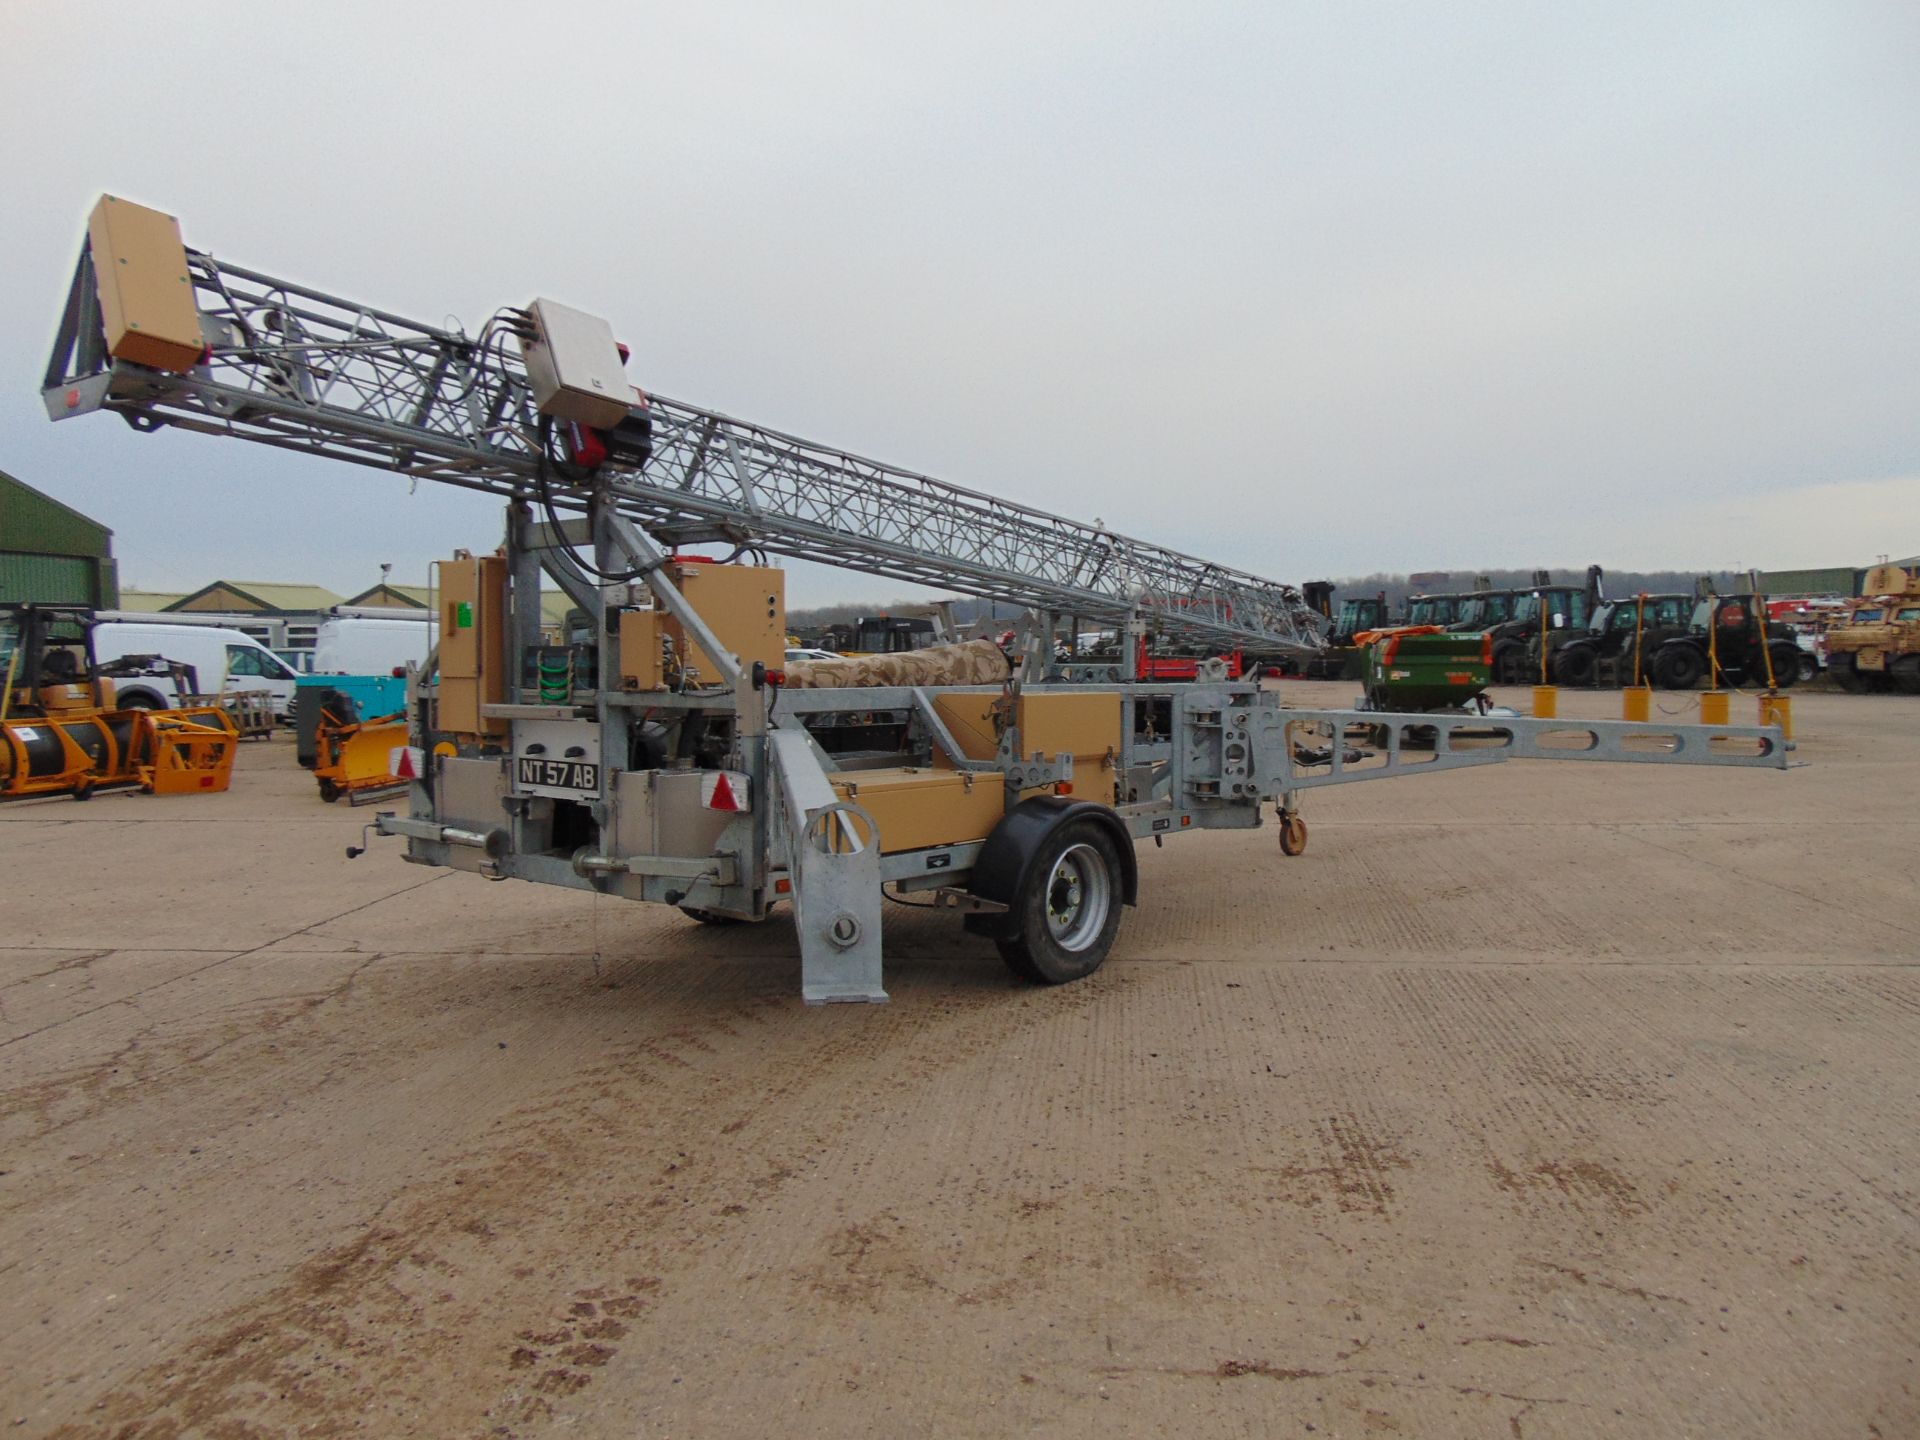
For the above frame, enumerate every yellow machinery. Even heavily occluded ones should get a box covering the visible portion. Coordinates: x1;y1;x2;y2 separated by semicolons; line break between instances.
136;711;241;795
313;708;409;804
1;604;237;802
0;697;237;802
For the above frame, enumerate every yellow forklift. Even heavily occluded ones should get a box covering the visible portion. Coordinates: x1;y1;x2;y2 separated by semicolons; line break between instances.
0;604;239;801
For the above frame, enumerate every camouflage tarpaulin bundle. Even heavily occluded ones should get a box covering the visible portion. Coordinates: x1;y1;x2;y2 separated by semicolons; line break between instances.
782;639;1012;689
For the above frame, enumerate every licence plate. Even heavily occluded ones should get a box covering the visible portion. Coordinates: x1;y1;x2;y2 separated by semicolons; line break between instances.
516;757;600;792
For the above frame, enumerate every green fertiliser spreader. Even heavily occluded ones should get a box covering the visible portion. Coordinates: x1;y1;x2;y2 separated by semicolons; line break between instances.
1357;627;1493;711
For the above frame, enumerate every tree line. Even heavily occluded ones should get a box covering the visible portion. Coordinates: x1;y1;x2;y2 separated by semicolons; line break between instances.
788;569;1748;632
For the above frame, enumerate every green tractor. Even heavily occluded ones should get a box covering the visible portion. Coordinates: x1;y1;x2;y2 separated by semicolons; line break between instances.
1542;593;1693;687
1487;566;1604;684
1404;590;1469;628
1444;581;1526;636
1646;592;1802;691
1301;590;1393;680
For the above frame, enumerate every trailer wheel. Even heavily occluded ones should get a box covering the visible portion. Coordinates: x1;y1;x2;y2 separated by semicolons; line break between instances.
318;778;342;803
997;821;1123;985
1278;813;1308;856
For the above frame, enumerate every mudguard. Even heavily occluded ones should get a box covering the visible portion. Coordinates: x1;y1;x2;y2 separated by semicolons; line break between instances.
963;796;1138;941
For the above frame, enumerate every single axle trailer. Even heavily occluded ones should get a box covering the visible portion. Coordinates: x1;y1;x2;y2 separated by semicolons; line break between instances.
368;545;1788;1004
43;196;1792;1002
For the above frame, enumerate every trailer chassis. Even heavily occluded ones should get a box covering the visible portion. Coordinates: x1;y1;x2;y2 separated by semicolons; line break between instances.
370;510;1789;1003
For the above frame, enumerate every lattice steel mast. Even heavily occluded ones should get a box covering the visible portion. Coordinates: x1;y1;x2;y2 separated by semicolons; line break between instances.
43;234;1324;654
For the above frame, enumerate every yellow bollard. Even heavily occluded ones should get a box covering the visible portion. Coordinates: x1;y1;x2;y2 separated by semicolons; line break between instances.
1622;685;1651;723
1759;692;1792;740
1532;684;1558;718
1699;690;1730;725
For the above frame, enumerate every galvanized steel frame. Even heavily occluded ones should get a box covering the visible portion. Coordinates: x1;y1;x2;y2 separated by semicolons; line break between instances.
44;244;1325;655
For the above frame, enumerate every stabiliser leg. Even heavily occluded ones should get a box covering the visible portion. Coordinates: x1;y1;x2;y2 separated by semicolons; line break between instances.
768;728;886;1004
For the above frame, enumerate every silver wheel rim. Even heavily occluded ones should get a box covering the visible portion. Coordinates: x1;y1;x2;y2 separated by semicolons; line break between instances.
1044;843;1111;952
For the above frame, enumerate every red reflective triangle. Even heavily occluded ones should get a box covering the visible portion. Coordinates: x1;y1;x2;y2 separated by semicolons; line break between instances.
393;746;417;779
708;771;738;811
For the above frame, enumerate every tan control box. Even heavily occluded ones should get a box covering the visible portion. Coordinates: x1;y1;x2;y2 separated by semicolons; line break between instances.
618;610;668;690
929;692;1120;801
931;692;1002;764
437;551;509;736
1016;691;1120;803
87;195;204;373
661;563;785;683
830;767;1006;854
520;297;631;430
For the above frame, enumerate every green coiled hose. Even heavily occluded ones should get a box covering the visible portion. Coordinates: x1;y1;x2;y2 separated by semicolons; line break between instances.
537;651;572;704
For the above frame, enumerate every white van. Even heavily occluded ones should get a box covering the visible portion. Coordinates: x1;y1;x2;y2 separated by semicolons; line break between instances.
91;621;302;718
313;613;438;676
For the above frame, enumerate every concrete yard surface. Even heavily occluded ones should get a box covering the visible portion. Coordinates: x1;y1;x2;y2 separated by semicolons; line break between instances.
1;684;1914;1438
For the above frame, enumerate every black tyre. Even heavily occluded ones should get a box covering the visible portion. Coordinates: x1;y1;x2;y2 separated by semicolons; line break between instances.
996;821;1124;985
1492;643;1528;685
317;778;342;803
1891;655;1920;696
1764;643;1802;689
1551;646;1598;688
116;691;161;711
1828;657;1865;692
679;906;745;926
1652;646;1703;690
1796;653;1818;684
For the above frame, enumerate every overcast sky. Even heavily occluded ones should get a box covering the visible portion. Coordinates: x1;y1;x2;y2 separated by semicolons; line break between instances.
2;2;1915;606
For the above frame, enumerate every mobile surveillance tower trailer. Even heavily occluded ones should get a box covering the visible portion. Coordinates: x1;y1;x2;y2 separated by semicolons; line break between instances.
45;196;1791;1003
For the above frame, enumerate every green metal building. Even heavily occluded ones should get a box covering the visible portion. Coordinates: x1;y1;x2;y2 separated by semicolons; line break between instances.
1758;553;1920;598
0;470;119;607
1757;564;1863;598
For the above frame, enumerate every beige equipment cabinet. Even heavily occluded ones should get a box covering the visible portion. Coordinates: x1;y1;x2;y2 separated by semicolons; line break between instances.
932;690;1122;800
86;196;205;373
618;610;668;691
519;297;632;430
1016;691;1122;806
829;768;1008;854
824;689;1128;859
661;562;785;682
437;552;509;736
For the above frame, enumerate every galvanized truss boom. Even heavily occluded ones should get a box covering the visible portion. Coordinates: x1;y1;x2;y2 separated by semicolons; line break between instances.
43;241;1324;654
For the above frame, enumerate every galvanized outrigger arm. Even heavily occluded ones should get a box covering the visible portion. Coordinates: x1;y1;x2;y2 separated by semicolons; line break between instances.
43;241;1325;656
